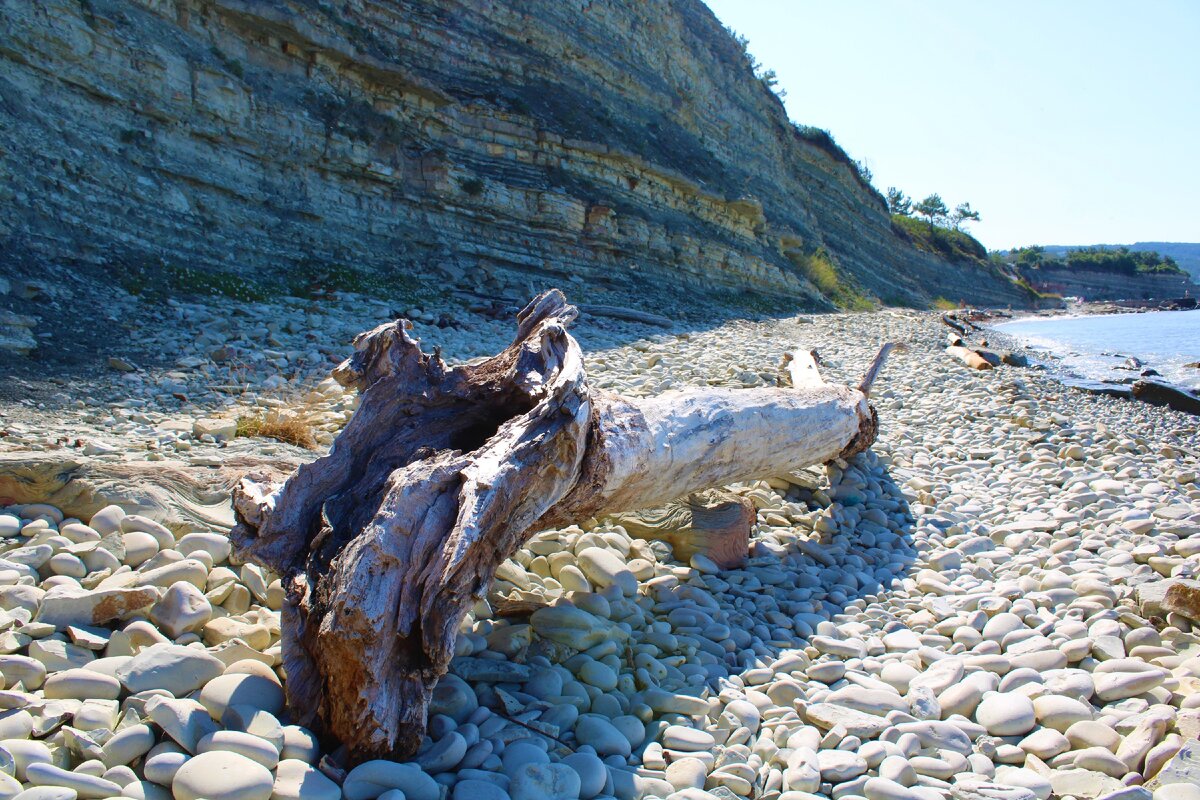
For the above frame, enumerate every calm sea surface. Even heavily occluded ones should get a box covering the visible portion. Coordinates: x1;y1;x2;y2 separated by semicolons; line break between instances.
991;309;1200;390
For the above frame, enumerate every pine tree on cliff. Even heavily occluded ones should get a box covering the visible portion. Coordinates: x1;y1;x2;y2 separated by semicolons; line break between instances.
915;194;949;231
950;202;981;231
886;187;912;216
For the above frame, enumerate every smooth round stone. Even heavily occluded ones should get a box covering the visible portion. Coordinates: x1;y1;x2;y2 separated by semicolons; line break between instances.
100;724;156;767
578;660;618;692
665;757;708;790
807;661;846;683
142;742;190;785
1074;746;1128;777
611;715;645;750
280;725;321;763
175;533;232;565
0;655;48;689
272;759;341;800
171;750;273;800
878;755;916;785
938;681;985;718
120;515;176;549
1094;669;1168;701
501;741;550;775
48;554;86;579
453;779;512;800
10;787;80;800
343;761;439;800
992;767;1052;800
88;505;126;536
42;669;120;701
1032;695;1093;732
122;532;160;567
1065;720;1121;752
0;515;20;538
982;613;1025;642
197;730;280;769
428;674;478;723
3;738;53;781
976;692;1036;736
0;709;33;739
509;762;581;800
1155;786;1200;800
576;548;637;595
562;752;606;799
723;699;761;733
223;706;285;752
817;750;868;782
113;644;224;696
864;777;924;800
224;659;279;682
417;731;467;773
198;673;284;720
122;780;173;800
150;582;212;639
557;565;591;593
1018;728;1070;760
661;725;716;752
576;715;631;757
25;762;121;798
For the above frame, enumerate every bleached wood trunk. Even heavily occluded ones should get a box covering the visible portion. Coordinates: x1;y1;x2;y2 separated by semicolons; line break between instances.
230;290;888;761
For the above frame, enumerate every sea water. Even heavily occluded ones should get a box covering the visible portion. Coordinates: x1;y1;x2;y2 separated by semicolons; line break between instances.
991;309;1200;390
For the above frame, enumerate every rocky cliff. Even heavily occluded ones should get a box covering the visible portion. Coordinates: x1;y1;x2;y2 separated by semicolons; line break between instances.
0;0;1032;311
1022;268;1199;303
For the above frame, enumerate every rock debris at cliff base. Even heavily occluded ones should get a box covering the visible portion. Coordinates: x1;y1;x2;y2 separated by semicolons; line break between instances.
0;308;1199;800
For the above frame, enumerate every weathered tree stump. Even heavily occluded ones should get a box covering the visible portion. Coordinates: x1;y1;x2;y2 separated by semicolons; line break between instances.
604;488;753;569
230;290;892;760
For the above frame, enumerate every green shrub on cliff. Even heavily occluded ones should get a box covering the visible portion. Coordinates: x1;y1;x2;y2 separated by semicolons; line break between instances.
891;214;987;264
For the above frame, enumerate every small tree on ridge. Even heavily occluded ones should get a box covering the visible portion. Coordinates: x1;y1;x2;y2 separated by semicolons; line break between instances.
886;187;911;216
914;194;949;231
950;202;981;231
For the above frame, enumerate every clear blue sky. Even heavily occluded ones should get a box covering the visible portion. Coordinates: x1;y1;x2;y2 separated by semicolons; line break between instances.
702;1;1200;250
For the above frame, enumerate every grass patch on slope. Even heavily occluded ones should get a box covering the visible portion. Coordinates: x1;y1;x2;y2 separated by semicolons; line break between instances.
794;249;875;311
891;215;987;264
236;412;318;450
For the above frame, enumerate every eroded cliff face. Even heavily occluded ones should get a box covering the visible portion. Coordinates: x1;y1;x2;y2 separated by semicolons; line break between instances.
0;0;1031;309
1023;269;1199;303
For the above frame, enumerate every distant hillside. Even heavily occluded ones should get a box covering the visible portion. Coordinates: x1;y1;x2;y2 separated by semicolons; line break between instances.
1000;245;1198;302
1039;243;1200;281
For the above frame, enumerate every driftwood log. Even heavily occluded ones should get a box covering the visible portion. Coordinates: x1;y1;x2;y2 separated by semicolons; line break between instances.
0;449;304;532
230;290;892;760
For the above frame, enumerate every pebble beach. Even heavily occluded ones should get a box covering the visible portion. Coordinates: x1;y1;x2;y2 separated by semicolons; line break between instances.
1;294;1199;800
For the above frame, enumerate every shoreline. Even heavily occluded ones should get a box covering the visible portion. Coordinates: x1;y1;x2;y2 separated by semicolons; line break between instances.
981;308;1200;415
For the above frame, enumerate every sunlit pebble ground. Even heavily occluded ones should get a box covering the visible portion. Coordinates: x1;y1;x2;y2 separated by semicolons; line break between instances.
2;296;1200;800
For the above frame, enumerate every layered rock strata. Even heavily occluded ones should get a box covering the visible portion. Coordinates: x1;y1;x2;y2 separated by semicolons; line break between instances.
0;0;1029;308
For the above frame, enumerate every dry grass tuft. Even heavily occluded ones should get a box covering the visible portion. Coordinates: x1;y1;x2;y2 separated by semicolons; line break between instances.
236;412;318;450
